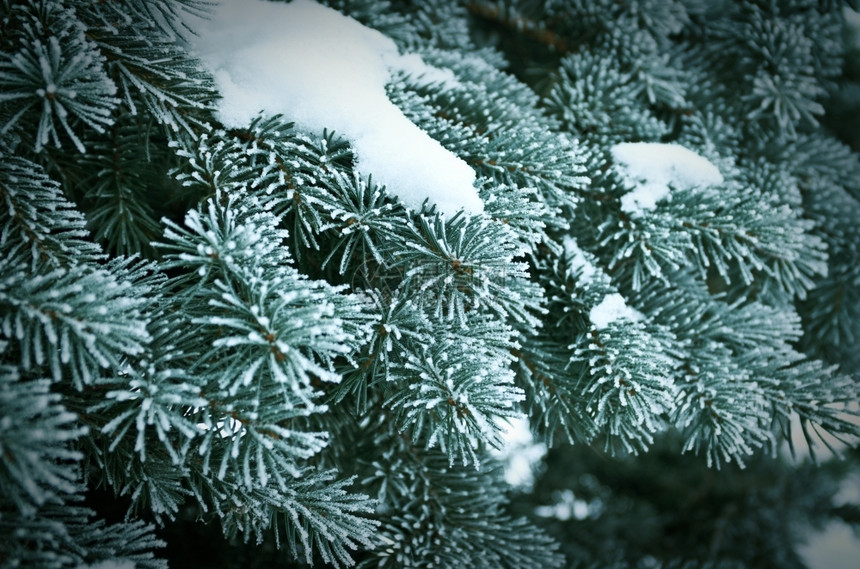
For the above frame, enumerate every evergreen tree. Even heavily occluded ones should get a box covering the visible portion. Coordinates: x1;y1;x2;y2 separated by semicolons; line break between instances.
1;0;859;568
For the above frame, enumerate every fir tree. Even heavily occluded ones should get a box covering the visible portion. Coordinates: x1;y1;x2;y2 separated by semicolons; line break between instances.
1;1;859;568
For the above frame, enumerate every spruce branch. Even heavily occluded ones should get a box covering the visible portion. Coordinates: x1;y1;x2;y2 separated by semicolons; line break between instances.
0;153;103;267
0;0;118;152
0;247;153;388
0;365;86;516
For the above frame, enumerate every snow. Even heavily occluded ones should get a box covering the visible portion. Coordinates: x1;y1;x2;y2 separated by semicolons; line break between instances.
189;0;481;216
562;235;596;283
801;467;860;569
535;489;591;521
390;53;461;89
491;416;546;488
589;293;642;329
803;521;860;569
611;142;723;215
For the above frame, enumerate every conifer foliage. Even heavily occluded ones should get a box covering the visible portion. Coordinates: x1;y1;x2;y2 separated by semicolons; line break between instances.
1;0;859;567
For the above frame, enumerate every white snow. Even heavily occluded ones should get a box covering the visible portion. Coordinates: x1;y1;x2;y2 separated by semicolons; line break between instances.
562;235;597;283
803;521;860;569
589;293;642;329
535;489;591;521
389;53;461;89
611;142;723;215
189;0;481;216
792;404;860;569
491;416;546;488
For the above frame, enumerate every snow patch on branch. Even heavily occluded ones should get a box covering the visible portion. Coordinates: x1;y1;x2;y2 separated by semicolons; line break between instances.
189;0;481;216
589;293;642;330
492;416;546;489
562;235;597;283
611;142;723;215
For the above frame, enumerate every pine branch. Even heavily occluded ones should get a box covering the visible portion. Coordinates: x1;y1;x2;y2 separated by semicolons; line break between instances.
0;0;118;152
0;248;154;388
0;154;103;267
0;365;85;516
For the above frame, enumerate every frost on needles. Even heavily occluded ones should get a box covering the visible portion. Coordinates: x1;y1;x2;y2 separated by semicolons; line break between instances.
1;0;860;568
